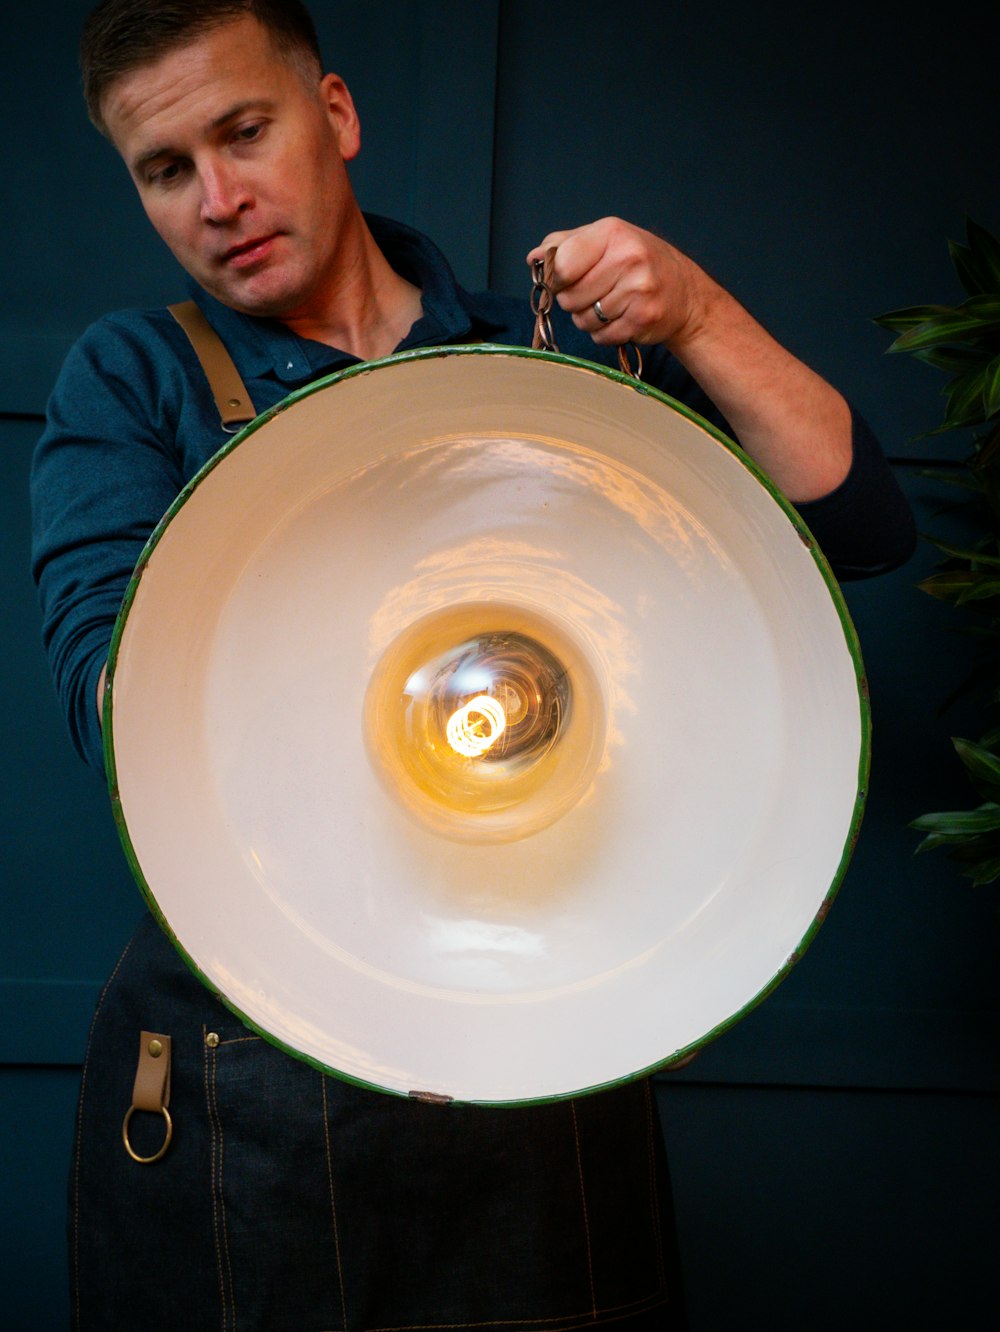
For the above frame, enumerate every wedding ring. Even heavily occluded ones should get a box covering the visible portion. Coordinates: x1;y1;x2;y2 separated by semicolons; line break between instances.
593;299;611;324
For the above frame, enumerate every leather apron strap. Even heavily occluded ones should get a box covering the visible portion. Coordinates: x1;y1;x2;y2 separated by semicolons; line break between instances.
122;1030;173;1164
168;300;257;430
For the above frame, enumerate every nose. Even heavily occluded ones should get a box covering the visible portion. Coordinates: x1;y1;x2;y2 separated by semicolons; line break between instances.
198;159;252;225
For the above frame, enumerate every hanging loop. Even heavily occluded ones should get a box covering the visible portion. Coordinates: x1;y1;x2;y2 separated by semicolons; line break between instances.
122;1030;174;1165
122;1104;173;1165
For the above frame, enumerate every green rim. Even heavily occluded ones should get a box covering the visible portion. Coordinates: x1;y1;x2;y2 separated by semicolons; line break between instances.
103;343;871;1107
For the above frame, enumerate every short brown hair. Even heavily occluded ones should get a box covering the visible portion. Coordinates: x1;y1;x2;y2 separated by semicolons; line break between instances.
81;0;323;136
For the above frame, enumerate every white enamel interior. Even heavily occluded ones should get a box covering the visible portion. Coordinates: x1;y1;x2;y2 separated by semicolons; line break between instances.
110;351;863;1103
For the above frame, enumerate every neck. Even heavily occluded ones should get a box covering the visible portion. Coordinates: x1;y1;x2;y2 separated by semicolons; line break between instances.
279;211;423;360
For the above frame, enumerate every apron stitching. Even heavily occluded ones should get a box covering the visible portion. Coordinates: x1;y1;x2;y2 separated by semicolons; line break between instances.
642;1082;667;1294
204;1029;230;1331
321;1074;349;1332
364;1290;669;1332
211;1049;238;1330
538;1301;670;1331
569;1100;597;1319
71;932;135;1331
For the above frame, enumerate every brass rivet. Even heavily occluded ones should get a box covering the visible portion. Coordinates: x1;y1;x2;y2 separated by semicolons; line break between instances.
147;1039;163;1058
226;398;241;408
205;1032;220;1049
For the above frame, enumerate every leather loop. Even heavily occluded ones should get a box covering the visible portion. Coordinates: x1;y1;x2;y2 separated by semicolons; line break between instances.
122;1031;173;1164
168;300;257;430
131;1030;171;1112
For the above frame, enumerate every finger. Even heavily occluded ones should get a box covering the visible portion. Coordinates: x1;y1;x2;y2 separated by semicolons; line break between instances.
526;230;572;265
571;299;632;342
552;255;626;315
528;225;613;293
548;227;613;293
591;296;619;328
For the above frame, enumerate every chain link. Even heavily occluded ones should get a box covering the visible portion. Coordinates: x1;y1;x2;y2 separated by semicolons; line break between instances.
528;252;642;381
617;342;643;380
530;257;558;352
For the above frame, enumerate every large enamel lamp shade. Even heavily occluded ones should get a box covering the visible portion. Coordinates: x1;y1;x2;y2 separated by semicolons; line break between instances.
105;347;868;1104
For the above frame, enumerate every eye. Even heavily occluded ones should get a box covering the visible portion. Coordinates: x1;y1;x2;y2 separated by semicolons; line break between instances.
234;121;266;144
148;160;184;187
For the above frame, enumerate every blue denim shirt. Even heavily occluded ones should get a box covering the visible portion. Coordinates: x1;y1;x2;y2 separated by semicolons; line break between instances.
31;215;914;771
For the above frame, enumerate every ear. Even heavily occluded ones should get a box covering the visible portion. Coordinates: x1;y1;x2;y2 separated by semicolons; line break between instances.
320;73;361;162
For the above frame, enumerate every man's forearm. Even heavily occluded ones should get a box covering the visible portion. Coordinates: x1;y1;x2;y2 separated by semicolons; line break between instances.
665;271;853;503
528;217;854;504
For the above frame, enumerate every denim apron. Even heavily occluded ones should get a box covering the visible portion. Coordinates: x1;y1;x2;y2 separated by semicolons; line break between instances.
70;913;685;1330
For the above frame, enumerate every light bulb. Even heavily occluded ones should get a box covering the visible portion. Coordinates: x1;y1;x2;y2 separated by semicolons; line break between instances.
446;696;507;757
364;605;606;843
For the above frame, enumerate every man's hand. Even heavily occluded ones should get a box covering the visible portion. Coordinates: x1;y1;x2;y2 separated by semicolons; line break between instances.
527;217;707;350
526;217;853;504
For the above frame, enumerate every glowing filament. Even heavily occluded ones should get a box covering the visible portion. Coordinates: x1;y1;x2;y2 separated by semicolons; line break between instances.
447;696;507;757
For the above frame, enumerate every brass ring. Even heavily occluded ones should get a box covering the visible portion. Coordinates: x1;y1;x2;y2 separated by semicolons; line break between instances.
122;1104;173;1164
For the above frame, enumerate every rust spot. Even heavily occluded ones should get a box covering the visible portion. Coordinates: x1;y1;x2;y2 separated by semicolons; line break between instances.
787;950;802;967
860;675;870;700
798;531;815;551
815;900;831;923
408;1089;453;1105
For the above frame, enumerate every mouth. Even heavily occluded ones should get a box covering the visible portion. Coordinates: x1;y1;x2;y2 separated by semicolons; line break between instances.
221;234;280;269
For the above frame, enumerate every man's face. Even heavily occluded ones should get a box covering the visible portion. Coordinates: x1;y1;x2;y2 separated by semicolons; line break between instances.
101;15;360;320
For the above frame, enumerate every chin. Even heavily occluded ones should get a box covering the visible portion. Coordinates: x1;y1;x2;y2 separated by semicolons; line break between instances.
203;264;305;320
214;283;299;320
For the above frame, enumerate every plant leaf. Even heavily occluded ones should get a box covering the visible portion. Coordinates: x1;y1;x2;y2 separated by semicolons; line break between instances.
953;737;1000;800
916;419;979;439
965;219;1000;291
891;313;1000;354
949;239;993;298
966;854;1000;885
915;470;981;497
913;344;989;373
959;294;1000;319
873;304;956;333
957;576;1000;604
982;352;1000;420
942;368;990;430
911;803;1000;838
973;422;1000;467
922;535;1000;566
917;569;979;600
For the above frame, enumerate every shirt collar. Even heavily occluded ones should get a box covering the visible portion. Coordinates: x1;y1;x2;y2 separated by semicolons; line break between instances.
187;214;508;386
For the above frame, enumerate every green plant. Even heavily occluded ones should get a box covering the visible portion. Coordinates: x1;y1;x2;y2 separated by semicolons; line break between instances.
875;219;1000;884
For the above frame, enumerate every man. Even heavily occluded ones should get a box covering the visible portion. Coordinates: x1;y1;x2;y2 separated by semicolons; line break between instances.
32;1;915;1327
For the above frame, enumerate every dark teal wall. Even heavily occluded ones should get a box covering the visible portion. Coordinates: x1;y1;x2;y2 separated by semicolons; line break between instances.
3;2;997;1327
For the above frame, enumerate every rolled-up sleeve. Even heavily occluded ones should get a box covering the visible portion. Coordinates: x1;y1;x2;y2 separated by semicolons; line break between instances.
794;407;917;579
